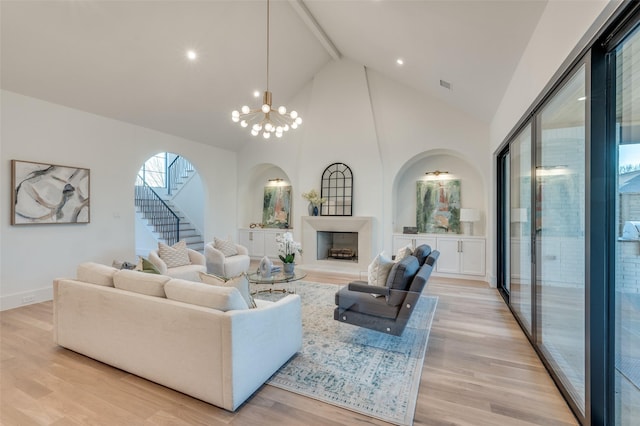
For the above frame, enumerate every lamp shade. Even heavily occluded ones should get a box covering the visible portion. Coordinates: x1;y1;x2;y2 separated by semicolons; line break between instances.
459;208;480;222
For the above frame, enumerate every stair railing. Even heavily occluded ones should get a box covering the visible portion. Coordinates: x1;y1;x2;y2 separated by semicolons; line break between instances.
135;176;180;246
167;156;195;196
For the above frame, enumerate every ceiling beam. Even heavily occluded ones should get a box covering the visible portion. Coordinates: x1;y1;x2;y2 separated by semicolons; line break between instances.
288;0;341;61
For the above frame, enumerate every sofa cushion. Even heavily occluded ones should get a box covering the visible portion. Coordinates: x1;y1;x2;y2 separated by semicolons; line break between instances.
158;240;191;268
77;262;117;287
413;244;432;266
165;279;249;311
113;269;170;297
199;272;256;309
335;286;400;320
214;237;238;257
395;245;413;262
385;255;420;306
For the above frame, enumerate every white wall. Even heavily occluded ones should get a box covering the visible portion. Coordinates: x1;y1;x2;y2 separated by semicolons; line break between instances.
490;0;612;149
237;58;491;274
0;90;237;310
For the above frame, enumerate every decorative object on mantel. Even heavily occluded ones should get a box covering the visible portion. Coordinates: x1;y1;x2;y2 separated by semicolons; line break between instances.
403;226;418;234
249;222;265;229
301;189;326;216
276;232;302;274
416;179;460;233
459;208;481;235
230;0;302;139
262;184;291;228
11;159;90;225
321;162;353;216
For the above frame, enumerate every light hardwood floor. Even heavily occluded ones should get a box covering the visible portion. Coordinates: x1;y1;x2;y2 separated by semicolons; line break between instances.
0;269;578;425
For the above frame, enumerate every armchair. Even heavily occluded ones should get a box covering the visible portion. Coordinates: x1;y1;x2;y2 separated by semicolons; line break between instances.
334;251;439;336
205;242;251;278
148;248;206;282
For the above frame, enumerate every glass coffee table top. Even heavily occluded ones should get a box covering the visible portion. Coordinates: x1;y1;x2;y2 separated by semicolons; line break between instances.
248;270;307;295
247;269;307;284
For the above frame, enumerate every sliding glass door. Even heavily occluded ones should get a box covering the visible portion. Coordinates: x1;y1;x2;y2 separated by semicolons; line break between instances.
509;125;533;334
536;65;587;415
614;23;640;424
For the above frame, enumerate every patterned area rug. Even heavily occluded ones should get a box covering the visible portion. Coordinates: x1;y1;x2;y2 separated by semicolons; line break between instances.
257;281;438;426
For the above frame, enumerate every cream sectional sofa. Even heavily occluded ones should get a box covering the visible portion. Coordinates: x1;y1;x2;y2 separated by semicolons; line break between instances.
53;262;302;411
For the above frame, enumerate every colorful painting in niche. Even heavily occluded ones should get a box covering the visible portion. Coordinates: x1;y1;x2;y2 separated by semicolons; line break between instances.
416;179;460;233
11;160;90;225
263;185;291;228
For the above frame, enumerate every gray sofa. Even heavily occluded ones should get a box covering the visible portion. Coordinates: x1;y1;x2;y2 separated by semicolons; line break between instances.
334;245;439;336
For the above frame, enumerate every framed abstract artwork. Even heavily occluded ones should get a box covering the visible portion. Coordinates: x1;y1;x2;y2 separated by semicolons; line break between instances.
416;179;461;233
262;185;291;228
11;160;90;225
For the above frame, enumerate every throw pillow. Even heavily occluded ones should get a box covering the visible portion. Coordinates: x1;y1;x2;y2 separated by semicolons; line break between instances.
214;237;238;257
368;253;394;297
199;271;257;309
395;245;413;262
158;240;190;268
135;256;161;274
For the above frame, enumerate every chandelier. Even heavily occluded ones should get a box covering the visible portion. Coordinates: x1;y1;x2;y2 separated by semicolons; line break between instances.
231;0;302;139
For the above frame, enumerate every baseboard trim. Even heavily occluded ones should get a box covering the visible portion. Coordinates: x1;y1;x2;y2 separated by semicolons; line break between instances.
0;286;53;311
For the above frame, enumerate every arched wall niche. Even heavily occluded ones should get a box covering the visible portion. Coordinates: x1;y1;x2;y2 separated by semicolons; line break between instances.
392;148;487;236
238;163;293;229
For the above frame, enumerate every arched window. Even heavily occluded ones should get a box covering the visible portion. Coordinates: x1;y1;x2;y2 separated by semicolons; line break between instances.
320;162;353;216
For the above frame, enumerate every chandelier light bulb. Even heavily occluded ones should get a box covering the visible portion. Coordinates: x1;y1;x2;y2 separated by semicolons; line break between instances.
261;104;271;114
252;123;261;131
295;117;302;125
241;105;250;114
284;124;290;131
263;131;271;139
265;123;273;132
240;120;248;128
278;106;286;114
290;110;298;119
251;129;259;136
232;115;240;123
291;123;298;129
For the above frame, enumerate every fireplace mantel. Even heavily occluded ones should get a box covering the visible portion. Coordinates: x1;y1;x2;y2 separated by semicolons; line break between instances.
301;216;373;273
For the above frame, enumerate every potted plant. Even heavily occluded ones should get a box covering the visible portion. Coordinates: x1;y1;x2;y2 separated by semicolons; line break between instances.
276;232;302;274
302;189;326;216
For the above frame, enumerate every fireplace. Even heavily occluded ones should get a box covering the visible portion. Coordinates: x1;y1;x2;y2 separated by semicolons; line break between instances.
317;231;358;262
301;216;373;273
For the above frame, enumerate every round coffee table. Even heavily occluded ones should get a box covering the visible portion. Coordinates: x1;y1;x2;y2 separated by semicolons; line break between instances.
247;269;307;294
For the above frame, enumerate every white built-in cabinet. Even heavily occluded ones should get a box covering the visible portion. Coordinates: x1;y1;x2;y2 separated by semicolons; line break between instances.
238;228;288;259
392;233;486;279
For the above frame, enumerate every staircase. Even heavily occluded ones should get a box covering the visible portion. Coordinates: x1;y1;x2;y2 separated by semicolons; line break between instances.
160;200;204;253
135;156;205;253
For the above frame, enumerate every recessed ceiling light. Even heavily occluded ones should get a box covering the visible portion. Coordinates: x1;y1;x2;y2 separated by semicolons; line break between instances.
186;50;197;61
396;58;404;66
253;91;261;98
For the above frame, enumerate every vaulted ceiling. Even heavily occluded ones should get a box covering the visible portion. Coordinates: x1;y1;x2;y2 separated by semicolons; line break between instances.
1;0;548;152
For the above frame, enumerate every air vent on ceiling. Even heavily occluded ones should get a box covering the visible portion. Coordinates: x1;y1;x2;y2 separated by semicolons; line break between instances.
439;79;452;90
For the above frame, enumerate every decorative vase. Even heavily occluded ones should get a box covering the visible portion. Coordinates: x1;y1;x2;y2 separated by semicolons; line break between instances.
283;262;295;274
313;205;319;216
308;202;314;216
